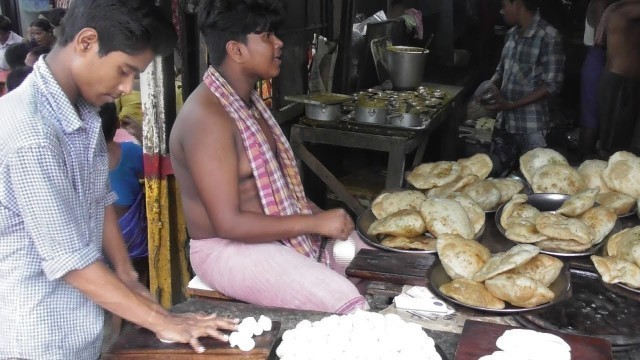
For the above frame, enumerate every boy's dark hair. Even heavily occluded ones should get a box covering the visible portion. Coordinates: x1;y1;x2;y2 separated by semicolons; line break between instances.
507;0;540;12
6;66;33;92
30;18;53;33
198;0;284;67
100;102;119;142
58;0;177;57
5;43;29;69
28;45;51;58
0;15;12;32
40;8;67;27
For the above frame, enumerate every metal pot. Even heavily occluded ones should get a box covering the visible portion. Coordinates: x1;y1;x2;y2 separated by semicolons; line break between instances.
305;103;341;121
355;105;388;124
388;112;426;128
387;46;428;90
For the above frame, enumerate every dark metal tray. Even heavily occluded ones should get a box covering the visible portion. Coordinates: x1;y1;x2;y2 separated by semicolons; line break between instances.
427;261;571;314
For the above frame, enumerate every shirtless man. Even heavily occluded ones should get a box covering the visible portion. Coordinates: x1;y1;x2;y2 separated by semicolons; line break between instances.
170;0;368;314
598;0;640;156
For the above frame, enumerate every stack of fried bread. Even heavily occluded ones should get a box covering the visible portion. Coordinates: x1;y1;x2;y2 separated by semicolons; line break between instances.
436;238;563;309
405;154;525;212
519;148;584;195
521;148;640;215
368;190;485;251
591;226;640;289
500;189;618;253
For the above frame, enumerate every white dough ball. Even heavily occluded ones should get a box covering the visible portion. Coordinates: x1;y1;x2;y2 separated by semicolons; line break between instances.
258;315;273;331
237;336;256;352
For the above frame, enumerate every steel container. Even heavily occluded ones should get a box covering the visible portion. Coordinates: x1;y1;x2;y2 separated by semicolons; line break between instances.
387;46;428;90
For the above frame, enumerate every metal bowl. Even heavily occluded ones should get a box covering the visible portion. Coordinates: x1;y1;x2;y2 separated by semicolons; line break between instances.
494;193;621;257
356;209;485;253
304;103;341;121
427;261;572;314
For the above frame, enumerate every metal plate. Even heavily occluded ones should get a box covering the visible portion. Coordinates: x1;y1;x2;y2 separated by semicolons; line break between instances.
617;283;640;294
494;193;620;257
596;237;640;297
356;209;485;253
427;261;571;314
616;207;638;218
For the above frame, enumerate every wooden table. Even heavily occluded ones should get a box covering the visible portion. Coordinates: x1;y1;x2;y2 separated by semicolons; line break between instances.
107;298;460;360
290;83;463;216
107;296;640;360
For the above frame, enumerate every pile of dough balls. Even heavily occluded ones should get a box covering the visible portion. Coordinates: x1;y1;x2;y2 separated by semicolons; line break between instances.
276;311;441;360
479;329;570;360
228;315;273;351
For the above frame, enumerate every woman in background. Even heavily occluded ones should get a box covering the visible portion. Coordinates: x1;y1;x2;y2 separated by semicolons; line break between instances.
29;19;56;48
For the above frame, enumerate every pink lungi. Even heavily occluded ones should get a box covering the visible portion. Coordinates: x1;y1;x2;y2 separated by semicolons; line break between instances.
190;232;372;314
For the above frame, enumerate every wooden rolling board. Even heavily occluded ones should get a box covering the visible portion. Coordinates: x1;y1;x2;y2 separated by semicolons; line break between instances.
110;321;281;359
345;248;436;286
455;320;612;360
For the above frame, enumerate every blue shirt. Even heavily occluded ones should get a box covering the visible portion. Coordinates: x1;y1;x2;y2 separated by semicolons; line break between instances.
0;58;116;359
110;141;143;207
492;14;565;133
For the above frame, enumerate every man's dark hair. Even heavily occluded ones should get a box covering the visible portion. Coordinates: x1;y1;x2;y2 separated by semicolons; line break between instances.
198;0;284;67
100;102;119;142
6;66;33;92
30;18;53;33
4;43;29;69
40;8;67;27
0;15;12;32
507;0;540;12
58;0;177;57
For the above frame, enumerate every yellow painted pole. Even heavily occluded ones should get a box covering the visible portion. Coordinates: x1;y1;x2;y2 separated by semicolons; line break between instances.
140;55;189;308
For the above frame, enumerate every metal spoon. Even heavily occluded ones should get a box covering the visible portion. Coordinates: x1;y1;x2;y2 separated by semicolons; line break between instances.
423;34;435;53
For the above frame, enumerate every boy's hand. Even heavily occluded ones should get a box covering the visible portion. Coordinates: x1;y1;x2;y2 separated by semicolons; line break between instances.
155;313;239;353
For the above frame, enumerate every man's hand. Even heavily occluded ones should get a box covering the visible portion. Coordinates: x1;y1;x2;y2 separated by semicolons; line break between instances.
483;91;514;112
155;313;239;353
314;209;354;240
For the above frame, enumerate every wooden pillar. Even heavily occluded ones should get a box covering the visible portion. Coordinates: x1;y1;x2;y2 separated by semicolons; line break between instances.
140;53;189;308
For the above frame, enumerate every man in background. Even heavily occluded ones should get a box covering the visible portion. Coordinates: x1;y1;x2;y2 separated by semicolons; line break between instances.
485;0;564;174
598;0;640;156
0;15;23;70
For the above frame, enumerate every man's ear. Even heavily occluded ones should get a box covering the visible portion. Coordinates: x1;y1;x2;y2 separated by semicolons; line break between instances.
225;40;245;63
73;28;99;55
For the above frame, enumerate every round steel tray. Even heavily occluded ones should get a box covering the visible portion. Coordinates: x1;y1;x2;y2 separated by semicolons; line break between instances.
495;193;620;257
426;261;572;314
356;209;485;253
